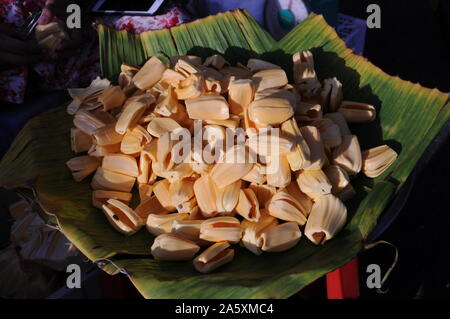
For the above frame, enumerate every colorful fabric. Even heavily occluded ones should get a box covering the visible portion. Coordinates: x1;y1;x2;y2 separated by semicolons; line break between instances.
100;3;190;34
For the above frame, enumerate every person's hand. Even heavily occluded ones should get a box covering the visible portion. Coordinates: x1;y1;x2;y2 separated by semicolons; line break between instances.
0;25;43;70
52;28;83;60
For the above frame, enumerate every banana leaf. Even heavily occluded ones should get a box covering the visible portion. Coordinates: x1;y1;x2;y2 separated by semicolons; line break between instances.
1;10;449;298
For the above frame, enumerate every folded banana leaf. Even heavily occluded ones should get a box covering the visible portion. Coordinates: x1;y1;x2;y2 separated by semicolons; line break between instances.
1;10;449;298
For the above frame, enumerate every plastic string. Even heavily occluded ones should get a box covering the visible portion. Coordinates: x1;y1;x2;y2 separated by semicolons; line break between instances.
95;258;129;275
364;240;399;288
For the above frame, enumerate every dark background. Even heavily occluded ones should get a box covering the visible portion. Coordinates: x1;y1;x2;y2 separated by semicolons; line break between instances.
342;0;450;93
340;0;450;298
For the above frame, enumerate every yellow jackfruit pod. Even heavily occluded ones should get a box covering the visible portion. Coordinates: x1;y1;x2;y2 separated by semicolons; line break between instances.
362;145;398;178
92;190;132;210
102;199;142;235
304;194;347;245
71;128;93;153
151;234;200;261
193;242;234;273
66;156;100;182
132;56;166;90
91;167;135;193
